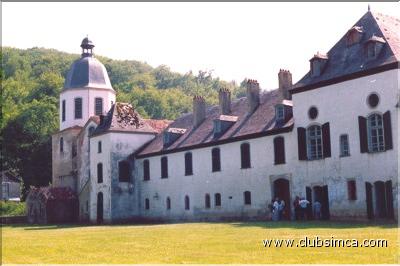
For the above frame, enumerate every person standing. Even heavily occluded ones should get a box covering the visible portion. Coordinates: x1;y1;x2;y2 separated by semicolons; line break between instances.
313;200;322;220
279;199;285;220
272;198;280;221
293;196;300;220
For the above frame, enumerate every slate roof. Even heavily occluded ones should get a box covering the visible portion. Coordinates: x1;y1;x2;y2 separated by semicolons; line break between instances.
92;102;158;136
63;55;114;91
137;89;293;157
292;11;400;92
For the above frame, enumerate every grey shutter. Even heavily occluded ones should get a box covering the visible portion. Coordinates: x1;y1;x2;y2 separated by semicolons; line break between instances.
297;127;307;160
358;116;368;153
322;122;331;158
383;111;393;150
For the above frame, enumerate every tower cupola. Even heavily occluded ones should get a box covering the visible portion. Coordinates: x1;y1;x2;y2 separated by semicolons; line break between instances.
81;36;95;57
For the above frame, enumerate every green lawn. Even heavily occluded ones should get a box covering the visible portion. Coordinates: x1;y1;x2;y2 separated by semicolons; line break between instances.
1;221;398;264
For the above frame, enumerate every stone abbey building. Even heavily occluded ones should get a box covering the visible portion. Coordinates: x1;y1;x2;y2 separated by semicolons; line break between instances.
28;10;398;223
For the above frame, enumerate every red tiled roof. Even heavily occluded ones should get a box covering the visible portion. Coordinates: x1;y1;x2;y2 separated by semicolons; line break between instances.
137;89;293;157
144;119;173;133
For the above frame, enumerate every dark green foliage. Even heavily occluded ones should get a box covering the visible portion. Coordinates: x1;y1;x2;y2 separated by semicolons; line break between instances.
1;46;243;198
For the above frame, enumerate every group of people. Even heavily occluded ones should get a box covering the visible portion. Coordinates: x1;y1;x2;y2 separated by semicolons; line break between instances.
269;196;323;221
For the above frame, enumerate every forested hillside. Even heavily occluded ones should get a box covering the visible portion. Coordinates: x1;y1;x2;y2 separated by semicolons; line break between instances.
1;47;246;198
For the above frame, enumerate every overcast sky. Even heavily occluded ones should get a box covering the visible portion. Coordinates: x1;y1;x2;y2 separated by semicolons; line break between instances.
2;2;399;89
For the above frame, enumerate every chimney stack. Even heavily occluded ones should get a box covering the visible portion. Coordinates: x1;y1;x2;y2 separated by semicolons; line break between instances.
219;88;231;115
246;79;260;113
278;69;292;100
193;95;206;128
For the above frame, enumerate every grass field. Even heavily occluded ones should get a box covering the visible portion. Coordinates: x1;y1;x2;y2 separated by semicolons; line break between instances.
1;221;398;264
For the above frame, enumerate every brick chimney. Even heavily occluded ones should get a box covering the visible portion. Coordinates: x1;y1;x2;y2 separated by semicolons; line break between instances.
278;69;292;100
193;95;206;128
219;88;231;115
246;79;260;113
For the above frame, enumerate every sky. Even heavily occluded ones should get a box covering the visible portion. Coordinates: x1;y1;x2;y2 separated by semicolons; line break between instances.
2;2;400;89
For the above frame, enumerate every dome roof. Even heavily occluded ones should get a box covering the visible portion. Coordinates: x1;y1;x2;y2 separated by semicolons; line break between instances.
63;56;114;91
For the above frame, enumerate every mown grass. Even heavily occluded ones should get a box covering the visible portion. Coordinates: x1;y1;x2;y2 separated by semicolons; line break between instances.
1;221;398;264
0;200;25;216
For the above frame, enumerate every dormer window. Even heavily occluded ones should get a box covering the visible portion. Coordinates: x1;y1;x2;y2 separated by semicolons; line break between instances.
310;52;328;78
365;36;385;59
275;105;285;123
346;26;363;46
163;128;186;148
213;115;238;138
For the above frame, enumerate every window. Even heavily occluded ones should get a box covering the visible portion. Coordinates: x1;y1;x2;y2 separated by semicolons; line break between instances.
118;161;130;182
60;137;64;153
184;152;193;176
240;143;251;168
184;195;190;210
211;148;221;172
367;43;376;58
340;134;350;157
244;191;251;205
166;197;171;210
95;97;103;115
145;198;150;210
98;141;102;153
347;180;357;200
273;136;285;164
62;100;66;122
74;98;83;119
215;193;221;207
275;105;285;122
72;142;77;158
367;93;379;108
213;120;222;135
307;125;323;160
367;114;385;152
143;160;150;181
205;194;211;209
97;163;103;183
308;106;318;120
161;157;168;178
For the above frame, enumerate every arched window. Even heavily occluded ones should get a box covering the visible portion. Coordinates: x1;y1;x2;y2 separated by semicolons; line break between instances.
145;198;150;210
143;160;150;181
244;191;251;205
307;125;323;160
367;113;385;152
184;152;193;176
95;97;103;115
97;163;103;183
273;136;285;164
166;197;171;210
161;156;168;178
184;195;190;210
60;137;64;153
98;141;102;153
74;97;83;119
205;194;211;209
211;148;221;172
214;193;221;207
240;143;251;168
118;161;130;182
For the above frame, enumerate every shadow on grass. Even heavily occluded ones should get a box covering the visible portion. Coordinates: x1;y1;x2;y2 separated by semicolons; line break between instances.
3;219;397;230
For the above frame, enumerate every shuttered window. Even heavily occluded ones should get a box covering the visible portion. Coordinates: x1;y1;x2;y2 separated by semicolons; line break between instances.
118;161;130;182
62;100;66;122
74;98;82;119
95;97;103;115
97;163;103;183
211;148;221;172
347;180;357;200
166;197;171;210
240;143;251;168
143;160;150;181
145;198;150;210
161;156;168;178
297;127;307;160
359;111;392;153
340;134;350;157
185;195;190;210
184;152;193;176
307;125;323;160
205;194;211;208
273;136;285;164
322;122;331;158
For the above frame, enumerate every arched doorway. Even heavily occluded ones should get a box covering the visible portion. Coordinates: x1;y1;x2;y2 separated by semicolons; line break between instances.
273;178;290;220
313;185;330;220
97;192;103;224
365;182;374;219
